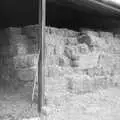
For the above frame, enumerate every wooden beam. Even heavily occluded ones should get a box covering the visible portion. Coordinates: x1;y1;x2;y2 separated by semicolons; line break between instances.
38;0;46;114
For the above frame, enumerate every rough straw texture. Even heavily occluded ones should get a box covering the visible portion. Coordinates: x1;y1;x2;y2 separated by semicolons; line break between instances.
44;27;120;120
1;25;120;120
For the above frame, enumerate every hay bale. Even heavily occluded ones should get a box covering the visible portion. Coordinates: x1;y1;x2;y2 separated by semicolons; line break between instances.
9;35;29;56
98;53;115;73
0;45;10;56
13;54;39;69
46;44;55;57
17;69;34;81
64;37;78;45
46;55;59;66
46;27;78;37
5;27;22;36
23;25;41;38
0;56;20;89
77;44;90;54
55;38;65;56
0;55;13;66
65;74;113;95
65;74;93;94
9;34;35;55
80;28;99;37
58;55;70;67
112;74;120;86
46;34;56;46
45;77;67;98
64;45;79;60
93;76;112;89
0;64;16;81
47;65;62;78
99;31;113;39
87;67;105;77
71;52;99;69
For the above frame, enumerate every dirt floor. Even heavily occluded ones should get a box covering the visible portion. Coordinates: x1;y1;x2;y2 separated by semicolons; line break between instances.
46;87;120;120
0;83;39;120
0;81;120;120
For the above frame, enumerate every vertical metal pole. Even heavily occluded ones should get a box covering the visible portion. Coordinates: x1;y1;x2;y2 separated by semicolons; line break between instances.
38;0;46;114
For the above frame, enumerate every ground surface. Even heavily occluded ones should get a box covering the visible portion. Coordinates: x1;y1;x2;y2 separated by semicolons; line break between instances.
47;87;120;120
0;85;39;120
1;85;120;120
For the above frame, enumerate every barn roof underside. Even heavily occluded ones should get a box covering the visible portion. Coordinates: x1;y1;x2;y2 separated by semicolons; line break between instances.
0;0;120;29
47;0;120;17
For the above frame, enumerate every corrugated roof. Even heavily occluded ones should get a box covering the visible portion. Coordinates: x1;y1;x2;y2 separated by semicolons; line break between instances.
47;0;120;17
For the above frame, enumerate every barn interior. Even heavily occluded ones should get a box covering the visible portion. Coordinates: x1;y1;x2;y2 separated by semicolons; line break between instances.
0;0;120;119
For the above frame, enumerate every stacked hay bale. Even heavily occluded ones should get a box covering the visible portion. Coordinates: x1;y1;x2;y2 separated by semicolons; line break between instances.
9;35;28;56
65;29;120;94
1;25;120;99
2;25;120;119
41;28;120;120
7;27;39;84
22;25;40;53
0;54;16;90
0;28;21;89
44;27;120;98
0;27;38;89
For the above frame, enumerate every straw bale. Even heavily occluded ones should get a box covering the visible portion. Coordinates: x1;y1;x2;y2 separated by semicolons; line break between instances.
13;54;39;69
77;44;90;54
23;25;41;38
5;27;22;36
98;53;115;73
71;52;99;69
0;45;10;56
65;74;93;94
64;37;78;45
17;69;34;81
64;45;79;60
46;27;78;37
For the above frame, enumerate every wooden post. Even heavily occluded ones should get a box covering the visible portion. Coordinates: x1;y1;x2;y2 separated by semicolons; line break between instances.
38;0;46;114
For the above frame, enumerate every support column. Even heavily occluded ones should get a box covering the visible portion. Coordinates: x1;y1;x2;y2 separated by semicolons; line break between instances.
38;0;46;114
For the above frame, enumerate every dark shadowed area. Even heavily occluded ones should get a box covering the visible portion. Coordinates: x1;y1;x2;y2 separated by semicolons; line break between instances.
0;0;120;31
